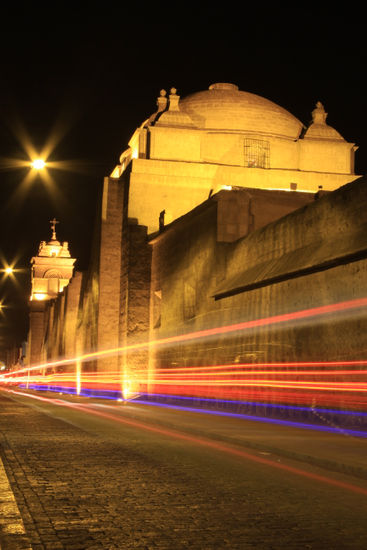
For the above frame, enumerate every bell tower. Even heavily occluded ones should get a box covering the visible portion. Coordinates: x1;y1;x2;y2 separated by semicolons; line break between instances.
30;218;76;302
28;219;76;366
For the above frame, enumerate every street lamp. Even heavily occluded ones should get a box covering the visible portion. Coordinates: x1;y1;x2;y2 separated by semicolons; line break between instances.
31;159;46;170
1;264;15;277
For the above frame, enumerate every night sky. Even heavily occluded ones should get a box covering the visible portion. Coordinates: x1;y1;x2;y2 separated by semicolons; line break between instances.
0;7;366;354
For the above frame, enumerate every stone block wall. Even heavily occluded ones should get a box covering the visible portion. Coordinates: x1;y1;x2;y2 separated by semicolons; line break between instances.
28;304;46;367
122;221;151;372
150;178;367;372
63;272;83;360
215;188;313;242
96;177;125;371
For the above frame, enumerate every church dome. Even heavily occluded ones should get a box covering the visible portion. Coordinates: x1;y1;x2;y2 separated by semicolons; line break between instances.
180;83;304;140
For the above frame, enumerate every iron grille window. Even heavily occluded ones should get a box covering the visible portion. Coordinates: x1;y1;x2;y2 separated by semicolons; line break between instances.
244;139;270;169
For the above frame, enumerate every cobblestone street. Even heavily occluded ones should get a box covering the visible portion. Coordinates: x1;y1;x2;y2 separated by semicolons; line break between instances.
1;391;367;549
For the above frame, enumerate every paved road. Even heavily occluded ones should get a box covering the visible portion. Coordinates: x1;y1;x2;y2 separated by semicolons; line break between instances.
1;390;367;549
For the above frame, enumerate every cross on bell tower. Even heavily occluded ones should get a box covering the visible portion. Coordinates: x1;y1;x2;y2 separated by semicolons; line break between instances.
50;218;59;241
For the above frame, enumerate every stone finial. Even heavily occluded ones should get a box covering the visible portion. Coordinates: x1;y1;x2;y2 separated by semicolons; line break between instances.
304;100;344;140
312;101;327;124
157;89;167;112
168;87;180;111
154;86;195;128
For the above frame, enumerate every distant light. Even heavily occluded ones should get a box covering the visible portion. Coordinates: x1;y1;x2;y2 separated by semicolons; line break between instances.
32;159;46;170
5;267;13;275
33;293;47;301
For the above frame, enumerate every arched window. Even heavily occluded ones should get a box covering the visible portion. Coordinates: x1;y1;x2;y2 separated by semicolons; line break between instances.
44;269;63;279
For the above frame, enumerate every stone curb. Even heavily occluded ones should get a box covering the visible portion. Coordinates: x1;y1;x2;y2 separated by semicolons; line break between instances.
0;452;32;550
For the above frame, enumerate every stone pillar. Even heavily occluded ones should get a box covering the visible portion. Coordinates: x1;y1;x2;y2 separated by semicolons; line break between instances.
63;272;83;360
28;302;46;367
97;177;125;372
122;221;151;396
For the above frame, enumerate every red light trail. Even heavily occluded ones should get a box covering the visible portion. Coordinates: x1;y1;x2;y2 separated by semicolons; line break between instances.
3;360;367;413
1;298;366;418
2;297;366;377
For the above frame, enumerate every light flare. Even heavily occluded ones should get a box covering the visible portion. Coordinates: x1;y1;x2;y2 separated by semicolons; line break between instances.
32;159;46;170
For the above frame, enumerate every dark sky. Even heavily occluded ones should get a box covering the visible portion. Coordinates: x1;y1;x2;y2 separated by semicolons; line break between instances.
0;7;366;352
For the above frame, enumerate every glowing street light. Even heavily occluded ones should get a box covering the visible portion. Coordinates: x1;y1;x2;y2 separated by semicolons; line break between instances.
32;159;46;170
1;263;16;277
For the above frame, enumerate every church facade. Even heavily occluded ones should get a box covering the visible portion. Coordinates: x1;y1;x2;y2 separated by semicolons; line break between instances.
111;83;357;234
26;83;366;402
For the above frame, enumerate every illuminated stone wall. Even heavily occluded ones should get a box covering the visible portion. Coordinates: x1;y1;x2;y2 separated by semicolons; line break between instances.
39;272;83;367
127;158;357;236
62;272;83;360
95;177;125;371
122;220;151;360
94;176;151;377
150;177;367;370
28;304;46;367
